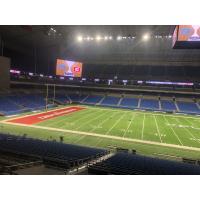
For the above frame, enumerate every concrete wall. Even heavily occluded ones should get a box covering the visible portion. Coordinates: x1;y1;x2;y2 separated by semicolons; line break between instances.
0;56;10;90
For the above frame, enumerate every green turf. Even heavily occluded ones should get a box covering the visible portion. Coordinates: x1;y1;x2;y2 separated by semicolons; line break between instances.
1;105;200;161
37;106;200;147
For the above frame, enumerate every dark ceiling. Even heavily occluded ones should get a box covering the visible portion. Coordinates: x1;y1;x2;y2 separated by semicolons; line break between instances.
0;25;200;74
0;25;175;47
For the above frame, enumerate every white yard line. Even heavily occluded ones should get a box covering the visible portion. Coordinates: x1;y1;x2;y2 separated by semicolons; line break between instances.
59;109;103;129
85;106;200;121
45;108;94;127
74;110;108;131
89;111;119;132
106;112;127;135
153;115;163;143
72;135;87;144
141;114;145;140
122;113;136;138
163;116;183;146
175;117;200;144
3;104;200;125
3;121;200;152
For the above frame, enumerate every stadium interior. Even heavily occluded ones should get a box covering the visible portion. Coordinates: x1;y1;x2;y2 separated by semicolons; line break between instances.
1;25;200;174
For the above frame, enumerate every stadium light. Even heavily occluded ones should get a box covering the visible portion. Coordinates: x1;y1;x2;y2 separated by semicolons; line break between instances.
96;35;101;41
117;36;122;40
142;33;150;41
104;36;108;40
77;36;83;42
109;36;112;40
86;36;90;41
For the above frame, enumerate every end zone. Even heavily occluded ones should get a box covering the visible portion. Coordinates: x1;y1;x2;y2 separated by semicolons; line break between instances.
5;106;86;125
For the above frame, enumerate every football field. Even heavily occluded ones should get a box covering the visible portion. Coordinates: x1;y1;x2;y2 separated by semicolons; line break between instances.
1;105;200;160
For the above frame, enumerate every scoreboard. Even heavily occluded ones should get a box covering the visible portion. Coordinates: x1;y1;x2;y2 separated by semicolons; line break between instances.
56;59;83;77
173;25;200;49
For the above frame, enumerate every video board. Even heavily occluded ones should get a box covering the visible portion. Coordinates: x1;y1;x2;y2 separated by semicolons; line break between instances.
172;25;200;48
56;59;83;77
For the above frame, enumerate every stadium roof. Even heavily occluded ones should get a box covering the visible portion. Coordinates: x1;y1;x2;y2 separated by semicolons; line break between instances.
0;25;176;48
0;25;200;72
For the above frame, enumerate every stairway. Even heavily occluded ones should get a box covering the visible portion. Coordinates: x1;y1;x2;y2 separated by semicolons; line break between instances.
117;98;123;106
137;98;141;108
158;100;162;110
81;95;89;103
66;94;72;103
174;101;180;112
196;102;200;110
97;96;106;105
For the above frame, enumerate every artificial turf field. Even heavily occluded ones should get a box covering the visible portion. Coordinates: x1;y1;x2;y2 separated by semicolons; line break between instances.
1;105;200;160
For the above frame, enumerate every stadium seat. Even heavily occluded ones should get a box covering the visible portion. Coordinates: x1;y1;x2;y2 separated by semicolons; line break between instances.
68;94;88;103
119;97;139;108
100;96;120;106
177;101;200;113
0;96;26;115
83;95;103;104
140;99;159;110
0;133;108;169
161;100;177;111
88;152;200;175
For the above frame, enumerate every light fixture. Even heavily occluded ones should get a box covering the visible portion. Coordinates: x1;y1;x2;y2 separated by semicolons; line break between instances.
142;33;150;41
77;36;83;42
117;36;122;40
96;36;101;41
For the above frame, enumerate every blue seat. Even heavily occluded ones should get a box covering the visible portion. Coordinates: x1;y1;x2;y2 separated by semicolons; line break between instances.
161;100;176;111
101;96;120;105
68;94;87;102
140;99;159;109
120;97;139;108
0;133;107;168
83;95;103;104
89;152;200;175
177;102;200;113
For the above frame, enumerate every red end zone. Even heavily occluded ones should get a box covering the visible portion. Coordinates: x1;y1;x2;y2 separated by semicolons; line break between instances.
7;106;86;125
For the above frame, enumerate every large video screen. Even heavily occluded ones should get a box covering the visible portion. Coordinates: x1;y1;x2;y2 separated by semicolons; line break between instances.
56;59;83;77
177;25;200;41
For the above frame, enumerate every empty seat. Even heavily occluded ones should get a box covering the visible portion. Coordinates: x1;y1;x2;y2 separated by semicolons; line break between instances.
140;99;159;109
101;96;120;105
161;100;176;111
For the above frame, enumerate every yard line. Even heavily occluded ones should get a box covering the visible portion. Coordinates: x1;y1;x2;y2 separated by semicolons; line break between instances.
75;110;110;131
153;115;163;143
86;106;200;121
47;108;94;127
122;113;136;138
163;116;183;146
89;111;119;132
106;112;127;135
60;109;103;129
175;117;200;144
141;114;145;140
72;135;87;144
6;121;200;152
